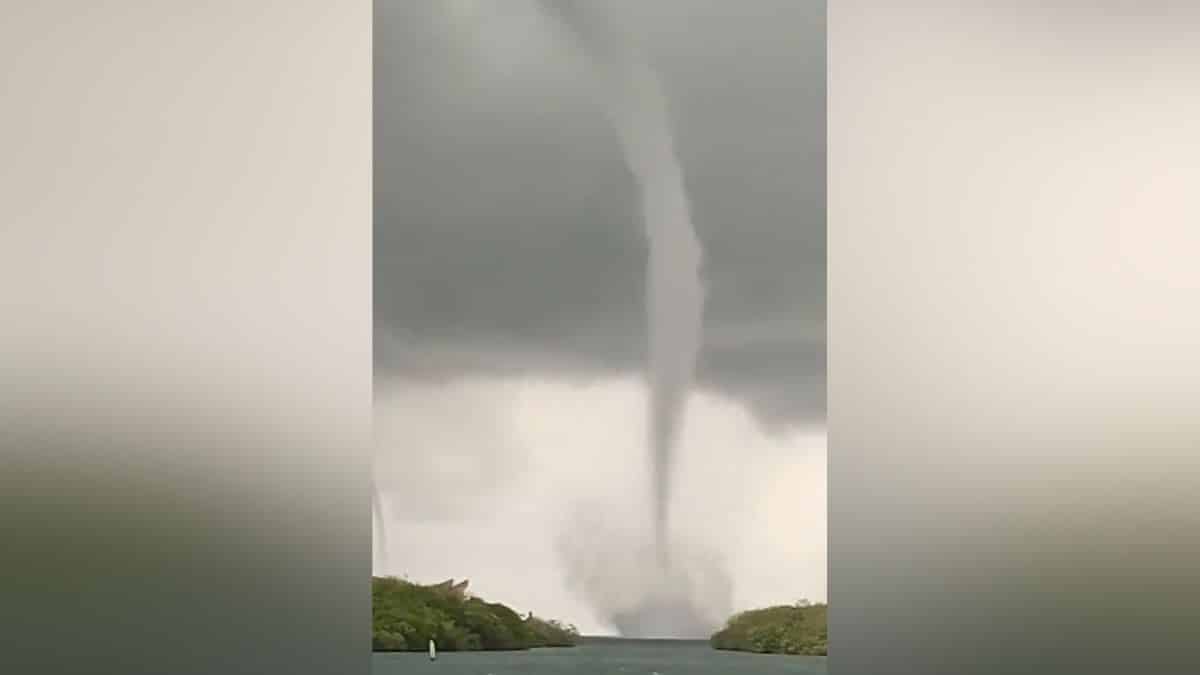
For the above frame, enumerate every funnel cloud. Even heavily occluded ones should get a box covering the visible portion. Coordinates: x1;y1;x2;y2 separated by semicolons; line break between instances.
539;0;703;564
538;0;713;635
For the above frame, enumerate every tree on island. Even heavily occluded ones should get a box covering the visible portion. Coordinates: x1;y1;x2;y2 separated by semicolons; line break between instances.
371;576;580;652
710;601;827;656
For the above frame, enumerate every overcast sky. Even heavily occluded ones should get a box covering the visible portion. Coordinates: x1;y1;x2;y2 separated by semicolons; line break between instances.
373;0;825;635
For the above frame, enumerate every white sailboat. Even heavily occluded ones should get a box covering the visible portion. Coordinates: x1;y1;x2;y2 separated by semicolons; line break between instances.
428;638;437;661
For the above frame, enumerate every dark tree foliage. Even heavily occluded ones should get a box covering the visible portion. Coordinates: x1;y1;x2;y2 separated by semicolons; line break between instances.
371;576;579;652
710;601;827;656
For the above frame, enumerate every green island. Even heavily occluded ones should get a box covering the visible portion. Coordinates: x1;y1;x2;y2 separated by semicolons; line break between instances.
373;575;825;657
710;601;827;656
372;576;580;652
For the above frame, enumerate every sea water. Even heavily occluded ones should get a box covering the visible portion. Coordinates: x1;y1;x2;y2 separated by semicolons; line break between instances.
371;638;826;675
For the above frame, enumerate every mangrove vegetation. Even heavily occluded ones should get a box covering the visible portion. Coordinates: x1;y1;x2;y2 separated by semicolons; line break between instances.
372;576;580;652
710;601;827;656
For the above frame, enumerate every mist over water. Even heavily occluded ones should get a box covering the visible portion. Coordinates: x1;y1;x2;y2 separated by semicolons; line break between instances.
539;1;715;636
556;508;731;638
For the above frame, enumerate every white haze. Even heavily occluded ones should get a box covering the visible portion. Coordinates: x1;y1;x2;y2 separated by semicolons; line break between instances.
372;376;826;636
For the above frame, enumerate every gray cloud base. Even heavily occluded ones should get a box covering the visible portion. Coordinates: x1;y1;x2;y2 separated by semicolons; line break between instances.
374;0;825;428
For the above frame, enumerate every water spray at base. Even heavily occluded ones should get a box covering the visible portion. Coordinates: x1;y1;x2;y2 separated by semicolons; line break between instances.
556;507;732;638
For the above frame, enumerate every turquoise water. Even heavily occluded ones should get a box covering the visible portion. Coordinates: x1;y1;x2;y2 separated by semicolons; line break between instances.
372;639;827;674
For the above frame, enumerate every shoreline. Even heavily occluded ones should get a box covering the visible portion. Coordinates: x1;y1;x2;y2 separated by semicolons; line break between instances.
372;645;576;654
713;645;829;657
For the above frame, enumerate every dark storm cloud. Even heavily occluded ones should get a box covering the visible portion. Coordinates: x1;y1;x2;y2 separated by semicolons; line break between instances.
375;0;825;426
